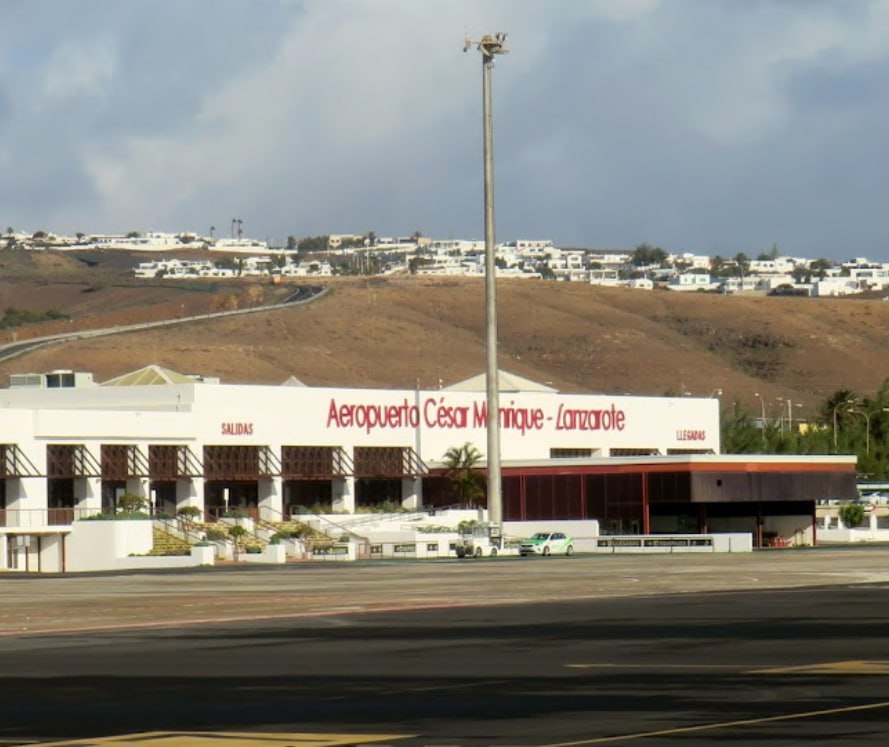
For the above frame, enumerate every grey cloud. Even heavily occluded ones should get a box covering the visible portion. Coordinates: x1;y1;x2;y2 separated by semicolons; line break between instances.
3;0;889;258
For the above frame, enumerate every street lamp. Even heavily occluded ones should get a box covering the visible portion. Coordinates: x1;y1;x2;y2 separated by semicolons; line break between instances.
466;31;508;527
832;399;858;453
832;402;842;453
754;392;766;448
851;409;872;455
786;400;802;433
776;397;801;435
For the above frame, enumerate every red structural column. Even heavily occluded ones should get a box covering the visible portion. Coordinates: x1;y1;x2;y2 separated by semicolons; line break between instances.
580;475;586;519
641;473;650;535
812;501;818;547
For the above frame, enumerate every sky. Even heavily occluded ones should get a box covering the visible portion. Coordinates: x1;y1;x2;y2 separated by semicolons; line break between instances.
2;0;889;260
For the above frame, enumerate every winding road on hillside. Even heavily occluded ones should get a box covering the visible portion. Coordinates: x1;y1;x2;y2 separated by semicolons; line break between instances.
0;284;328;365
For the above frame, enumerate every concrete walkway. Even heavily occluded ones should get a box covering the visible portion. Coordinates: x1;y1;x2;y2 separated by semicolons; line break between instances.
2;545;888;636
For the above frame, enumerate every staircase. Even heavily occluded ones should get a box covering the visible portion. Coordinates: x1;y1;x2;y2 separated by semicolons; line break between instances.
256;517;341;554
257;517;330;542
150;525;193;556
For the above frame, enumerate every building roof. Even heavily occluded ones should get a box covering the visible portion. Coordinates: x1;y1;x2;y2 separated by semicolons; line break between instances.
101;364;198;387
281;375;307;387
443;370;558;393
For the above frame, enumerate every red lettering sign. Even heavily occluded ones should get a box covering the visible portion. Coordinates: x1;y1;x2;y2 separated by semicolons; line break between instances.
324;397;628;436
554;403;626;432
676;429;706;441
221;422;254;436
327;398;420;434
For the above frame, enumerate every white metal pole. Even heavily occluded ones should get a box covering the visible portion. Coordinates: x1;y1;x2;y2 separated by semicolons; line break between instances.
482;44;501;526
470;33;507;526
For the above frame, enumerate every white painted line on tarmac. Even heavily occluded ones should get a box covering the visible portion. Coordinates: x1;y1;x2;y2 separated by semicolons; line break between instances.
538;699;889;745
752;659;889;675
565;662;750;670
0;599;496;639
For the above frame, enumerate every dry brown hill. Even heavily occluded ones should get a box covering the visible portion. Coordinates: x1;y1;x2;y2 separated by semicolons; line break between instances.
1;249;888;420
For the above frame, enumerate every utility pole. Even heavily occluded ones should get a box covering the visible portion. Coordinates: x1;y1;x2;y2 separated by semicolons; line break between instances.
754;393;766;449
465;32;508;527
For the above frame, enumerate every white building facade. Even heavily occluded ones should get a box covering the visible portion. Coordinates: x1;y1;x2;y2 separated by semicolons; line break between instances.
0;367;717;523
0;368;857;569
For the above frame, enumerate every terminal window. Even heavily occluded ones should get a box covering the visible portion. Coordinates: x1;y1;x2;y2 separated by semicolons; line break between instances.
550;448;594;459
610;448;660;456
46;372;75;388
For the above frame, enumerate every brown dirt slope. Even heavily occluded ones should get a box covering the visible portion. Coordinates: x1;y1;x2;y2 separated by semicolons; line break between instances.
0;260;888;416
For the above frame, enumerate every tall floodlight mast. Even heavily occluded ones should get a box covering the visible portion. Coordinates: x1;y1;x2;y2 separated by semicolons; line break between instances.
465;32;508;527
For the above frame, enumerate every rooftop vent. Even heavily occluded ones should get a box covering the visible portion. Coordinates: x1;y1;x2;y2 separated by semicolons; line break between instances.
9;371;96;389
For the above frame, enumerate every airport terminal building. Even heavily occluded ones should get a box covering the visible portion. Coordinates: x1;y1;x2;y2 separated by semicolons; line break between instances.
0;366;857;568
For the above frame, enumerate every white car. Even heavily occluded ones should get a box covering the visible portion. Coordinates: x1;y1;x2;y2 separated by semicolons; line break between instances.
519;532;574;556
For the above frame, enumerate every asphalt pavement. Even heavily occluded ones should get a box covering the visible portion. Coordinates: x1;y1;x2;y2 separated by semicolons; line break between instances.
2;548;889;745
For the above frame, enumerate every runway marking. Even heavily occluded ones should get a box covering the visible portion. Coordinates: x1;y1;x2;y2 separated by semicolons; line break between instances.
0;600;484;639
567;659;889;674
565;663;744;670
537;700;889;745
752;659;889;675
31;730;411;746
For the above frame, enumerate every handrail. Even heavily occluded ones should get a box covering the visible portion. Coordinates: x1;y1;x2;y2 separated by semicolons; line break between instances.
155;516;204;545
260;504;371;549
205;506;260;522
332;510;429;529
0;507;102;528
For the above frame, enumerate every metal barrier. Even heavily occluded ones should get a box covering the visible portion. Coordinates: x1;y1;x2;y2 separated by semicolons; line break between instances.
0;507;101;528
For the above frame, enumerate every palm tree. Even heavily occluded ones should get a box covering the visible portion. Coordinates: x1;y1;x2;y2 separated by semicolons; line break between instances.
209;225;216;239
443;442;485;507
822;389;860;453
810;258;832;280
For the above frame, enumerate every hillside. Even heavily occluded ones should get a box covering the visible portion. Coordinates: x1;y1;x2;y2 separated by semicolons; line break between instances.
1;250;888;419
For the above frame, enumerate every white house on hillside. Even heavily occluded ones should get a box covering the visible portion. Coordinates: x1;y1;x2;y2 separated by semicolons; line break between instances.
667;273;718;291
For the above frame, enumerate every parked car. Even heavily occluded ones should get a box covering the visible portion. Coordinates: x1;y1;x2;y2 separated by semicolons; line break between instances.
519;532;574;556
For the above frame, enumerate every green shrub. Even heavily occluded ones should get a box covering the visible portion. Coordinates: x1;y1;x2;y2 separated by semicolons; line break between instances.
0;307;70;329
83;511;151;521
839;502;866;528
177;506;203;521
117;492;147;514
83;513;117;521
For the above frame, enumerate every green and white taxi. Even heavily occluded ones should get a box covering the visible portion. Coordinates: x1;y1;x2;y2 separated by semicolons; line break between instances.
519;531;574;557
